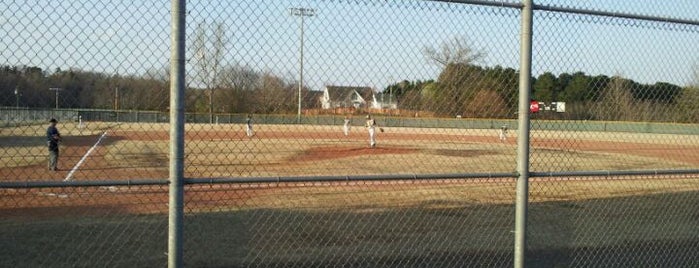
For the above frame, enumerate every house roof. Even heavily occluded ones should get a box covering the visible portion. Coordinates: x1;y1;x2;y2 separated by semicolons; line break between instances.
325;86;374;102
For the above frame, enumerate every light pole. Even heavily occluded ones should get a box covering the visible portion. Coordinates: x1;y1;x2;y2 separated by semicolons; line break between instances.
289;7;316;123
49;88;63;109
388;77;394;112
14;86;19;108
114;86;120;110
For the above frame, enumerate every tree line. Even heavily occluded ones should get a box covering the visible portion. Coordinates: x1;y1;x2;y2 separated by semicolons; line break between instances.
382;36;698;123
384;66;698;122
2;61;696;123
0;64;317;115
2;30;697;124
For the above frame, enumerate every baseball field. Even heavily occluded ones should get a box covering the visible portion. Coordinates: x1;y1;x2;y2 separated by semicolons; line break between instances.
1;120;698;266
1;120;697;181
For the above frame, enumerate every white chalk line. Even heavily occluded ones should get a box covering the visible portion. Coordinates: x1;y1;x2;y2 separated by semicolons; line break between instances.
64;131;108;182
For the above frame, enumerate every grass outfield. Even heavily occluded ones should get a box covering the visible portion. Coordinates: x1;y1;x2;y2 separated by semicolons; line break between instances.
1;189;697;267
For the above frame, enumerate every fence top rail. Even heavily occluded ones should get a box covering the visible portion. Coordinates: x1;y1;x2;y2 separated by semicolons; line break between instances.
0;173;518;189
430;0;523;9
185;172;519;185
0;179;168;189
2;169;697;189
533;3;699;26
531;169;699;178
431;0;699;26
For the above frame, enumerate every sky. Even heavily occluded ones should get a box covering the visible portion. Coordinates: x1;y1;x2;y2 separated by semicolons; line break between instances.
1;0;698;92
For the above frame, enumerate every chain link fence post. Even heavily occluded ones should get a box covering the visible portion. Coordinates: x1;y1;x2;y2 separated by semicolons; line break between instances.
514;0;534;267
168;0;186;267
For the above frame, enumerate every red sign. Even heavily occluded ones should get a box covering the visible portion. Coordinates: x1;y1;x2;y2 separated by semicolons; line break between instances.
529;100;540;113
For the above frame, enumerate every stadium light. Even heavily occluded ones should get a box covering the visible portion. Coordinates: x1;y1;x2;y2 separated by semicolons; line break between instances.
289;7;316;123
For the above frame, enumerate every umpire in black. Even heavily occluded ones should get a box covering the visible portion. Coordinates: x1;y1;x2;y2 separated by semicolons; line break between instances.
47;118;62;171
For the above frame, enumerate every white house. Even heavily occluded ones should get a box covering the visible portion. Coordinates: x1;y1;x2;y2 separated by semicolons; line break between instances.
321;86;376;109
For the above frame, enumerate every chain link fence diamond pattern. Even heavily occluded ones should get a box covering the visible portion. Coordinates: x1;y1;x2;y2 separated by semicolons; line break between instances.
0;0;697;267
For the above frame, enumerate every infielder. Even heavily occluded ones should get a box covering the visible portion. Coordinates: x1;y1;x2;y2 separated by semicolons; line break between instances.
499;125;508;142
365;115;377;148
46;118;62;171
245;114;254;137
343;116;351;136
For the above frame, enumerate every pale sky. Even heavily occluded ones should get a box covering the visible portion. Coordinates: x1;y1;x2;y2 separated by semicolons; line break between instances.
2;0;698;91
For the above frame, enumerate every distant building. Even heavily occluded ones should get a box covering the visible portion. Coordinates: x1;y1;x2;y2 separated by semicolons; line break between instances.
321;86;376;109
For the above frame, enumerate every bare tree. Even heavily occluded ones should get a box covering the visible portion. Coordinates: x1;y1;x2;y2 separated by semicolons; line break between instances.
675;64;699;122
693;64;699;88
592;75;635;121
192;21;227;122
219;64;261;113
145;65;170;83
422;36;485;67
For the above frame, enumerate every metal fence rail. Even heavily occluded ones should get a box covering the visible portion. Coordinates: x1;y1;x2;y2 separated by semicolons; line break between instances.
1;0;698;267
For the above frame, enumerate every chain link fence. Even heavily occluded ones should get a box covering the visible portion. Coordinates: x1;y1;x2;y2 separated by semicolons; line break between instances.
1;0;698;267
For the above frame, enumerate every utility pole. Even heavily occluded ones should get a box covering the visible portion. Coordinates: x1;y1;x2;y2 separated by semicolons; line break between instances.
115;86;120;110
289;7;316;124
49;88;63;109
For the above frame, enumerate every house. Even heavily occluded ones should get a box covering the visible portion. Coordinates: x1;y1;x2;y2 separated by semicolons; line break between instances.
321;86;376;109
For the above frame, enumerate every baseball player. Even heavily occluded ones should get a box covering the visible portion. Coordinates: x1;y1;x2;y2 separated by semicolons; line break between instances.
46;118;62;171
365;115;377;148
499;125;508;142
343;116;351;136
245;114;254;137
77;115;84;130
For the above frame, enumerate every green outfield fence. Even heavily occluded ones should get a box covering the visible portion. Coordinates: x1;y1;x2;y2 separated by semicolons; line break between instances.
3;107;698;135
1;0;699;267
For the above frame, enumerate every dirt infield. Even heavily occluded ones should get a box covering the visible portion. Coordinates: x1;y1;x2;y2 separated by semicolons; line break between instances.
1;125;698;181
0;129;698;267
1;124;698;218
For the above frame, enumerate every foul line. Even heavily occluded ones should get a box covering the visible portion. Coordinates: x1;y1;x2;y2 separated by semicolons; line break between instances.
64;131;108;182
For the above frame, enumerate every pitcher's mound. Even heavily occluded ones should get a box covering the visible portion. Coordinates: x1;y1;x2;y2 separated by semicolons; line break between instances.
293;145;417;162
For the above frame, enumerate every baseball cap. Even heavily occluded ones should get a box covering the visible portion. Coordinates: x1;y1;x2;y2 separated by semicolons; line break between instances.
49;118;58;123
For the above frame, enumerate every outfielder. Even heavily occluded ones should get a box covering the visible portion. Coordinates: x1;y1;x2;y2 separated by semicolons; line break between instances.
245;114;254;137
499;125;508;142
78;115;84;130
365;115;377;148
46;118;62;171
343;116;351;136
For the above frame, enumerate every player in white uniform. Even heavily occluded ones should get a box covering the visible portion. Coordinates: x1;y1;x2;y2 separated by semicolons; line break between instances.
499;125;508;142
245;114;254;137
365;115;377;148
343;116;351;136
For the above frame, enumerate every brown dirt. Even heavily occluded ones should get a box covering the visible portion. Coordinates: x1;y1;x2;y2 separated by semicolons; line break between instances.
291;145;417;162
1;128;698;218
